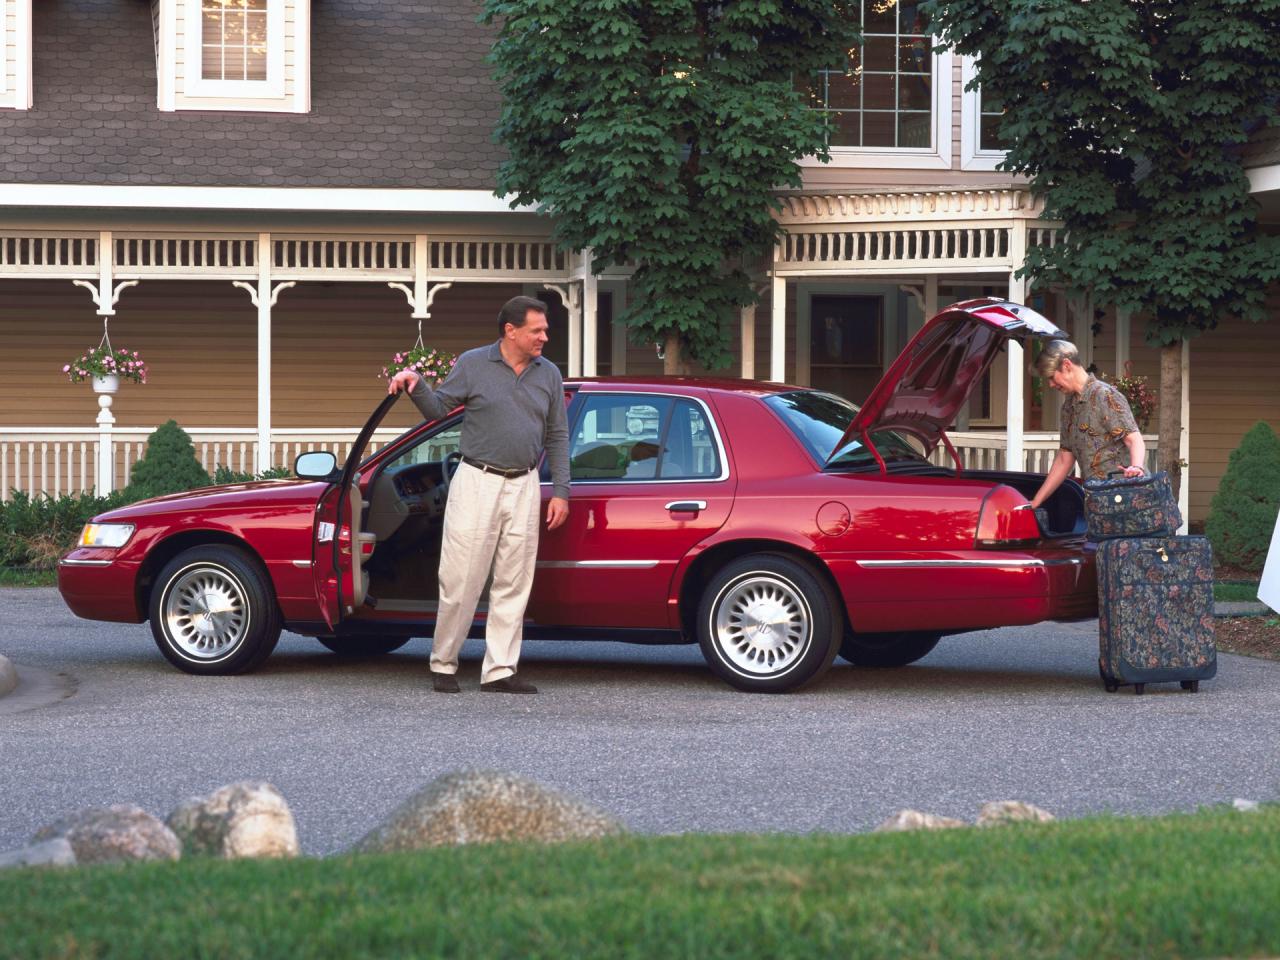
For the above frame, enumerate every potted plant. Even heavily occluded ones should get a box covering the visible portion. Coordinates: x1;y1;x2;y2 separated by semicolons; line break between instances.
381;345;457;386
1102;361;1157;433
63;345;148;393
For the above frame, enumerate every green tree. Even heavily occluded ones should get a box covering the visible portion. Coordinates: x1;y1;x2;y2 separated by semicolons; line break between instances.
125;420;211;501
481;0;858;372
1206;421;1280;573
921;0;1280;497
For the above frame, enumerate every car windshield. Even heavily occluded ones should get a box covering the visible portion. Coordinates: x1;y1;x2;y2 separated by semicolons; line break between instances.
763;391;926;470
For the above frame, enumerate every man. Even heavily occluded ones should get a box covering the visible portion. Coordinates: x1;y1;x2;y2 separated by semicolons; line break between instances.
1028;339;1146;512
387;296;570;694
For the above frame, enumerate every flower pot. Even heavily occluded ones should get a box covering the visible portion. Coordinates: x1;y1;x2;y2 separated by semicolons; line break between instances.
91;374;120;395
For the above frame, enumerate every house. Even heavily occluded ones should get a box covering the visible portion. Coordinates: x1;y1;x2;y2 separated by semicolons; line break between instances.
1;0;1277;529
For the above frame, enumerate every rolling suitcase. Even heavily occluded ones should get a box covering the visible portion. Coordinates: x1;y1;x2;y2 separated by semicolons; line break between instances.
1096;535;1216;694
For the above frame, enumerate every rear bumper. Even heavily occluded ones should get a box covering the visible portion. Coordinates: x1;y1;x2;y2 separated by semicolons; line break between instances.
829;548;1098;633
57;552;144;623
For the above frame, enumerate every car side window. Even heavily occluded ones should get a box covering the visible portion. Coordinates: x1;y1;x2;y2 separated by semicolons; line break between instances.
569;395;672;481
658;400;720;479
386;421;462;469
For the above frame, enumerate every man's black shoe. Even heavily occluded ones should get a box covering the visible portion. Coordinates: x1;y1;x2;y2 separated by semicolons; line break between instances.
432;672;461;693
480;674;538;694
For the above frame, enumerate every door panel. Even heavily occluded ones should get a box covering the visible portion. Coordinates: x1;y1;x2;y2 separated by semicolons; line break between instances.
528;393;735;628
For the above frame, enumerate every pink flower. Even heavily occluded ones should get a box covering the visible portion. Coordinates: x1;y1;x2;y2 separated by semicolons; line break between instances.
62;364;71;373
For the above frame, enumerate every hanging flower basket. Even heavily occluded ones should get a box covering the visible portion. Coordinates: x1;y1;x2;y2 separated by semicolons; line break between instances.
381;345;456;384
63;346;148;387
1102;361;1157;433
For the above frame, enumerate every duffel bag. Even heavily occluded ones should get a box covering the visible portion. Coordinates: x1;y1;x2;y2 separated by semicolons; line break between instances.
1083;470;1181;541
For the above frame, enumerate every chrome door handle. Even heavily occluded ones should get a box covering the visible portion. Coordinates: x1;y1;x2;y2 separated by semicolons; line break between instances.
665;500;707;512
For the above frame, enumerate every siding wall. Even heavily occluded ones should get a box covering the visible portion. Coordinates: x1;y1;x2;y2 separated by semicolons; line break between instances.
172;0;301;112
0;279;520;433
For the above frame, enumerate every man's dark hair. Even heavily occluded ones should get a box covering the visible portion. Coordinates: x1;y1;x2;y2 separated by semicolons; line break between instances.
498;295;548;336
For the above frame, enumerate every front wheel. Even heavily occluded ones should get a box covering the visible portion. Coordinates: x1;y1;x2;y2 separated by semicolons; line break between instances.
696;554;842;693
148;545;282;675
317;635;411;657
839;631;941;668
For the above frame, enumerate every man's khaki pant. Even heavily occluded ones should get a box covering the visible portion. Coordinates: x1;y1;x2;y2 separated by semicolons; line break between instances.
430;461;541;683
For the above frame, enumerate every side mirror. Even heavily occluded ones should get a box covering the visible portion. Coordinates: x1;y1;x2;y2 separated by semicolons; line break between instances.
295;451;338;480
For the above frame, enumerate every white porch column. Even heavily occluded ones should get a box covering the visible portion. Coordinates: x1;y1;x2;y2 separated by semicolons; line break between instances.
740;304;756;379
1115;307;1131;374
1006;271;1027;470
769;275;786;382
257;233;272;470
581;251;598;377
96;393;115;495
923;274;939;326
1179;339;1190;534
568;282;583;378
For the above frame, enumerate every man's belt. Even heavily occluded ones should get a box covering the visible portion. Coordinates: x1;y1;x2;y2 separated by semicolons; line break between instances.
461;455;533;479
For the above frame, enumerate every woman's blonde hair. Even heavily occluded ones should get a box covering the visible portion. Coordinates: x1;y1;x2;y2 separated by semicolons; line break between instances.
1033;340;1079;377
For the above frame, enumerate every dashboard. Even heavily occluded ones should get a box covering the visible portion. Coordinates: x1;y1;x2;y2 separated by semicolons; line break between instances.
364;462;448;541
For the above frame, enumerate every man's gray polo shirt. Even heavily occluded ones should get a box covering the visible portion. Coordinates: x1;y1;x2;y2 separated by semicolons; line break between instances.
409;341;571;499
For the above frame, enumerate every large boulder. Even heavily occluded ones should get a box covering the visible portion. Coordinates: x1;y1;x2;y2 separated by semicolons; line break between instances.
977;801;1056;827
33;805;180;864
353;771;626;853
167;781;300;859
874;809;968;833
0;838;76;870
0;655;17;697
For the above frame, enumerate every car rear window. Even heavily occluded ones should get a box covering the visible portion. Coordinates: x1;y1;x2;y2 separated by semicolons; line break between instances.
764;391;925;470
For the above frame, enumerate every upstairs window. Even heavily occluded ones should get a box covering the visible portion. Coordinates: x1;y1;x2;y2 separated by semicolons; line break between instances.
798;1;952;169
960;57;1012;170
202;0;269;83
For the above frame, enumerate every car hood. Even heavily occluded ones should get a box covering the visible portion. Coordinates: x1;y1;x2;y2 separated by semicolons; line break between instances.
830;298;1067;460
94;479;329;520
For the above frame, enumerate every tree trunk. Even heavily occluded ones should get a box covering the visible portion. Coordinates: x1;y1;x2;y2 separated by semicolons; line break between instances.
662;333;689;376
1158;340;1183;501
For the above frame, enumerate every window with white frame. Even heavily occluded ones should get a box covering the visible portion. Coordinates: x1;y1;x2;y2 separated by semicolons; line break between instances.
1;0;34;110
798;0;952;168
960;57;1011;170
183;0;285;99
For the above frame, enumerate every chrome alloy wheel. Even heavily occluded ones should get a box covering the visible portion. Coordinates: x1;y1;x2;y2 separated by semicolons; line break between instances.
163;564;250;662
712;574;811;676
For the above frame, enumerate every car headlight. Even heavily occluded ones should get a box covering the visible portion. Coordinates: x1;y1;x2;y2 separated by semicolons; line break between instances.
78;523;135;549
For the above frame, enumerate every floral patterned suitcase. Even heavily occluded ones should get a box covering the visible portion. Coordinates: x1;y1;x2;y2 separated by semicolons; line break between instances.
1096;536;1216;694
1083;471;1182;541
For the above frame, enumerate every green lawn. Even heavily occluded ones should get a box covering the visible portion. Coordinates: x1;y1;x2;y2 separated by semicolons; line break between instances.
3;807;1278;960
0;567;56;587
1214;580;1263;603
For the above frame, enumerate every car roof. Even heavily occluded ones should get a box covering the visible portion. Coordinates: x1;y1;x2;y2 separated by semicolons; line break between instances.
567;376;804;397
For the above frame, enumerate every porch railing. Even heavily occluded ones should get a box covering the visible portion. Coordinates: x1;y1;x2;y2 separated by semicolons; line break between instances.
1;427;1160;501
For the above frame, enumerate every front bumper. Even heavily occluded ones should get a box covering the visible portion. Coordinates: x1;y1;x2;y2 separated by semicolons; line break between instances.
57;550;145;623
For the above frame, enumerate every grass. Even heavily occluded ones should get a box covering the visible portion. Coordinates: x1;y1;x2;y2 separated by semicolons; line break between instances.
1214;580;1263;603
3;807;1279;960
0;567;56;587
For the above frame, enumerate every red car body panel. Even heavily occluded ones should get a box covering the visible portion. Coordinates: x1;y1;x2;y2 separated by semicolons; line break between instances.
58;300;1098;656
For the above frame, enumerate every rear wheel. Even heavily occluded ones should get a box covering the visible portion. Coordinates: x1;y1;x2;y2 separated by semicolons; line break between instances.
696;554;842;693
148;545;281;675
839;631;941;668
317;635;411;657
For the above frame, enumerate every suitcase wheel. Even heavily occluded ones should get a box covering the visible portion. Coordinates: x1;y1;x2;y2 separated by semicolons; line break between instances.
1181;680;1200;693
1134;683;1145;696
1104;681;1119;693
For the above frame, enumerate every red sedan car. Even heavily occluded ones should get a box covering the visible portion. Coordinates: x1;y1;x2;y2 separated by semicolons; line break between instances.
59;298;1096;692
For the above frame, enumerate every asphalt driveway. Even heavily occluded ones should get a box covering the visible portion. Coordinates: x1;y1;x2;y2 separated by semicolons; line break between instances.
2;587;1277;855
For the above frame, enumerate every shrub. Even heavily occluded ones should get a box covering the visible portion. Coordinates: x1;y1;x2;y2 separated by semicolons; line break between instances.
212;465;293;485
0;490;126;570
123;420;211;502
1206;421;1280;572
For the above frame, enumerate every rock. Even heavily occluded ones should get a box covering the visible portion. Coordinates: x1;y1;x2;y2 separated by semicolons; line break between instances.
1232;798;1260;813
873;809;968;832
0;838;76;869
167;781;300;859
977;801;1056;827
353;771;626;853
33;805;181;864
0;655;17;697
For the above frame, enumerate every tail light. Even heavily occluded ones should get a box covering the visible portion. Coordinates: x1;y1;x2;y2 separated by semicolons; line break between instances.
975;485;1042;548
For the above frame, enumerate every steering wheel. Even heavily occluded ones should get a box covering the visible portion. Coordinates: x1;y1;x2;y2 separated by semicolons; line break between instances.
442;451;463;494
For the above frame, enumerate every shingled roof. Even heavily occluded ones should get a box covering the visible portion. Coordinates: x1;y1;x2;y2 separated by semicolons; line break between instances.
0;0;507;189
